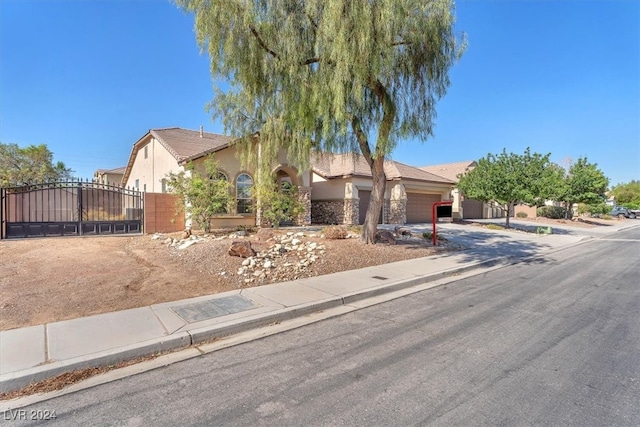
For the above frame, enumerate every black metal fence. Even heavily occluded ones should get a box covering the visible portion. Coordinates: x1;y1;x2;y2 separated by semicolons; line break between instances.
0;180;143;239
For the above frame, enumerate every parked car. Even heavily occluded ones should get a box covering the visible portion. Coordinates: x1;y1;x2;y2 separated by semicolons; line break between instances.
609;206;636;219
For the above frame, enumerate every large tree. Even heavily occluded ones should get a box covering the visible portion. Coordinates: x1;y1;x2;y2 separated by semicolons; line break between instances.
457;148;556;228
176;0;465;243
0;143;73;187
554;157;609;217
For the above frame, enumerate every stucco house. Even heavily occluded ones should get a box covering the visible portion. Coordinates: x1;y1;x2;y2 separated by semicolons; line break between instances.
122;127;461;230
311;153;455;225
122;127;311;229
93;166;126;186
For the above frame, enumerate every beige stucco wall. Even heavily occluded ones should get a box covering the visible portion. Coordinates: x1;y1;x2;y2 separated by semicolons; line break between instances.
125;136;184;192
311;173;352;199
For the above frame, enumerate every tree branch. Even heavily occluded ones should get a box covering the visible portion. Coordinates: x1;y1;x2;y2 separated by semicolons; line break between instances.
351;115;374;169
249;25;279;59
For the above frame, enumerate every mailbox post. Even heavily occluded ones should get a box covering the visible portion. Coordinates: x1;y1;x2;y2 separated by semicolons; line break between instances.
431;200;453;246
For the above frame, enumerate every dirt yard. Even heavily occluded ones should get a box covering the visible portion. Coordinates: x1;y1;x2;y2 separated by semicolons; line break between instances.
0;216;625;331
0;226;462;330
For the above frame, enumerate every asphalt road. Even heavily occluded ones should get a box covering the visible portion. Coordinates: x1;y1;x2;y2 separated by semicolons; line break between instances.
8;227;640;426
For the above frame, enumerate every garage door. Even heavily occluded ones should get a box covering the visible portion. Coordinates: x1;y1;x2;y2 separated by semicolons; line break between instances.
462;199;483;219
406;193;441;223
358;190;382;225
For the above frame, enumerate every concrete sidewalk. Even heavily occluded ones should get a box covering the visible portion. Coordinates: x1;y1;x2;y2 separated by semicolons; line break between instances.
1;220;635;394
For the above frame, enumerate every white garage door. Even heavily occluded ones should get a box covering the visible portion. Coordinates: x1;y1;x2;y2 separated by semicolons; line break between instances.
406;193;441;223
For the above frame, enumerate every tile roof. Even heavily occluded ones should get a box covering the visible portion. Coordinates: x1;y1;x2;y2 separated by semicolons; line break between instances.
122;128;234;187
150;128;233;163
418;160;476;183
311;152;455;184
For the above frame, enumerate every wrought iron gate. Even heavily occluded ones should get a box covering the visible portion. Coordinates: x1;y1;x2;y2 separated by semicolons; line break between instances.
0;180;143;239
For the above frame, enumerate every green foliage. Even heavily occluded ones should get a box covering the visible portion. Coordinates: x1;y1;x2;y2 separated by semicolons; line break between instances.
165;155;233;232
558;157;608;208
611;180;640;206
255;181;305;227
576;202;609;216
457;148;556;228
537;206;567;219
0;142;73;187
516;211;528;218
176;0;465;243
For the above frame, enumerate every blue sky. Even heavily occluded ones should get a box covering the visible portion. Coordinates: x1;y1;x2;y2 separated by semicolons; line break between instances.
1;0;638;186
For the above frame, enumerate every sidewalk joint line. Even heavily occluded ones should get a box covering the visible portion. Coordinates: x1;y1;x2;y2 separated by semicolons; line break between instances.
44;324;50;363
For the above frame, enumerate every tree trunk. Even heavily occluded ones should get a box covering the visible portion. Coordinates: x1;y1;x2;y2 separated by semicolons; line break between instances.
362;157;387;244
505;202;512;229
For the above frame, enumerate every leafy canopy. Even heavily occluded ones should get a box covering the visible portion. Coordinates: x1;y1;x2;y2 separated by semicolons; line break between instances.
611;180;640;208
165;155;234;232
176;0;465;242
561;157;608;206
457;148;556;228
0;143;73;187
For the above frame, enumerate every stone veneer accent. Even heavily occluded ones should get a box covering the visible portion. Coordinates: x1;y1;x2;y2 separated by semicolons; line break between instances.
311;198;360;225
296;187;312;226
388;198;406;224
388;183;407;225
343;198;359;225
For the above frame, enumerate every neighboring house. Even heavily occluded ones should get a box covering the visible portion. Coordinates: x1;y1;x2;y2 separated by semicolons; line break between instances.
419;161;475;220
122;127;311;229
419;160;508;220
311;153;455;225
93;166;126;186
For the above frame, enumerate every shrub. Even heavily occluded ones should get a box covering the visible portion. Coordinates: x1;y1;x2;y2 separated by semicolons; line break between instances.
256;181;306;227
323;225;348;239
516;211;528;218
422;231;445;241
577;202;608;217
536;206;567;219
485;224;504;230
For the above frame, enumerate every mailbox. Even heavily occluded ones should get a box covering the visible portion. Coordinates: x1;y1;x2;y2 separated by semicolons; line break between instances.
436;205;452;218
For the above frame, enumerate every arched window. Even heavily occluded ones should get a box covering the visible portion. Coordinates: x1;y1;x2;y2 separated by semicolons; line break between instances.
236;173;254;214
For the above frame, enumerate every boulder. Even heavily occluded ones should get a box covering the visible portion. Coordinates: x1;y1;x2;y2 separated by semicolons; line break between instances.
394;226;412;237
376;229;397;245
181;229;192;240
255;228;275;241
228;241;256;258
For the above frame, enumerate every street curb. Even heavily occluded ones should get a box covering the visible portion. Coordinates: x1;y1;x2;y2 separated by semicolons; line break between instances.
0;333;191;394
0;258;503;396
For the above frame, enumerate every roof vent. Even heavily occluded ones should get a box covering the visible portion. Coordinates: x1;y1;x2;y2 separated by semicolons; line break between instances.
200;126;204;138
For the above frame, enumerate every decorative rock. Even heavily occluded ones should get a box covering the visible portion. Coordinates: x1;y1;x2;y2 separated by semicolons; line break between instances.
375;229;397;245
394;226;412;237
255;228;274;241
163;237;172;245
295;232;304;237
228;241;256;258
263;260;273;269
178;240;199;250
241;258;251;266
253;270;263;277
291;238;302;246
181;229;192;240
